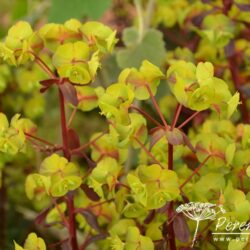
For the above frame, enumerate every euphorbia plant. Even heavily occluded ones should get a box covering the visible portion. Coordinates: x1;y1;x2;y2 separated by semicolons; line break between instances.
0;5;249;250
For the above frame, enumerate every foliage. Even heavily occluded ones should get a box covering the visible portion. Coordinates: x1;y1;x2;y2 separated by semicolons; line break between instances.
0;0;250;250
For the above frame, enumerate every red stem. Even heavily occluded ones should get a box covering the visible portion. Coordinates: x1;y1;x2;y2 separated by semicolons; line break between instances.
24;132;54;146
166;103;183;250
167;201;176;250
33;51;78;250
29;51;56;79
180;155;211;190
59;89;71;160
130;104;163;128
71;131;107;155
133;136;165;169
146;84;169;129
178;111;200;129
58;88;78;250
167;143;176;250
171;104;182;130
67;195;78;250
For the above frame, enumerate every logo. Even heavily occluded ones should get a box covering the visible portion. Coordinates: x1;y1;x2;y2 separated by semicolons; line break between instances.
176;202;226;247
176;202;250;247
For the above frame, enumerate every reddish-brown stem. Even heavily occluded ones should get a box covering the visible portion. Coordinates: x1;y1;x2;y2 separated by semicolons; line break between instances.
133;136;164;169
146;84;169;129
180;155;211;190
48;239;69;248
75;199;115;214
115;182;131;191
59;89;71;160
71;131;107;155
167;143;176;250
79;233;91;250
167;201;176;250
166;103;183;250
130;104;163;128
67;107;78;127
51;198;69;229
29;51;56;79
66;195;78;250
178;111;200;129
58;88;78;250
228;56;250;123
24;132;54;146
171;104;182;130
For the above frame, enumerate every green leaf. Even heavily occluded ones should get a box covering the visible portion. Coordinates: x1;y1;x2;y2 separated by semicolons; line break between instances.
25;174;51;199
225;143;236;165
110;219;136;238
109;235;125;250
14;241;24;250
196;62;214;83
52;41;93;84
117;28;166;68
118;60;163;100
98;82;134;122
122;27;139;47
146;222;163;241
125;226;154;250
80;22;117;53
246;166;250;177
228;238;248;250
48;0;111;23
195;133;228;169
0;113;9;135
5;21;33;50
46;202;66;225
76;86;100;112
198;14;235;48
227;92;240;118
14;232;46;250
166;60;196;106
40;154;79;176
188;85;214;111
50;175;82;197
224;182;250;221
194;173;225;201
123;203;147;218
89;157;121;184
127;174;147;206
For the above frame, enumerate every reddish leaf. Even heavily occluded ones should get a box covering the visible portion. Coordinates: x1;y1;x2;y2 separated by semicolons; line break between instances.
40;78;59;87
224;41;235;58
81;183;100;201
166;128;183;145
173;213;190;243
80;210;101;232
40;86;50;93
144;210;155;224
83;233;108;248
150;127;165;149
35;207;51;225
59;81;78;106
67;128;80;150
182;132;196;153
235;3;250;11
